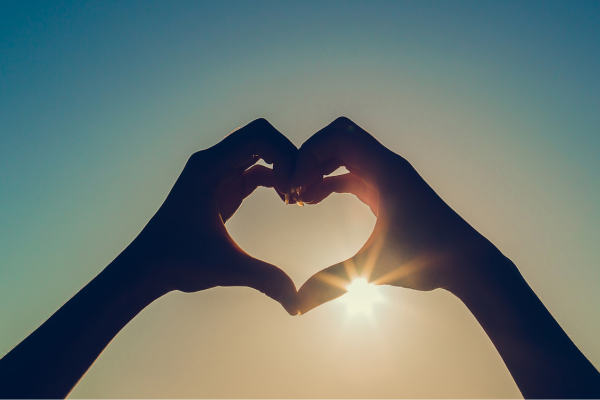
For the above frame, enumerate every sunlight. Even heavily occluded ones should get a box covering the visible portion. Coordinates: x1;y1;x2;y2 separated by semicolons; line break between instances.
342;278;383;316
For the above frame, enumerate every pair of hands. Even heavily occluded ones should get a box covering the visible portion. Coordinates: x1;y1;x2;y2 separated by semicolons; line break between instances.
126;116;496;315
3;116;598;399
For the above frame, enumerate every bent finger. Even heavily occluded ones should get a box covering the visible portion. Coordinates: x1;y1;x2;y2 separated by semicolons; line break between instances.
242;165;299;204
292;117;398;196
217;118;297;195
297;157;344;205
308;173;379;215
242;165;275;198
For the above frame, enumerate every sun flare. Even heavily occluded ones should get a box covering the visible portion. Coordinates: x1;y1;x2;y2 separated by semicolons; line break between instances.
342;278;383;315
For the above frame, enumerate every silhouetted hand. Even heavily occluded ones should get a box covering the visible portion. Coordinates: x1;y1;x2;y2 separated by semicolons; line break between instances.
293;116;494;312
292;117;600;399
125;118;298;314
0;118;299;399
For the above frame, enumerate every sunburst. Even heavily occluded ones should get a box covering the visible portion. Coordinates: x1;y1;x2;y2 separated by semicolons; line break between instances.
342;277;383;315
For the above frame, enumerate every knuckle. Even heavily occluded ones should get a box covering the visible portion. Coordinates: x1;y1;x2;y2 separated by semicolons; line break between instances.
332;116;356;131
249;117;272;131
246;118;280;142
187;150;203;167
390;152;412;170
334;116;351;124
186;149;219;174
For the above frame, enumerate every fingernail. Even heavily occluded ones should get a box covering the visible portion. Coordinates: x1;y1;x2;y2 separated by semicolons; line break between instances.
297;200;304;207
285;193;290;205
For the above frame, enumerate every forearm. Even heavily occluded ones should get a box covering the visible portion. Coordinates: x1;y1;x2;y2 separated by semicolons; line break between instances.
0;251;166;398
451;250;600;398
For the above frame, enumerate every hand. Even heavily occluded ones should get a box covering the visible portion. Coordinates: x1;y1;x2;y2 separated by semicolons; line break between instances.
0;119;301;399
291;117;600;398
292;117;497;313
124;118;299;315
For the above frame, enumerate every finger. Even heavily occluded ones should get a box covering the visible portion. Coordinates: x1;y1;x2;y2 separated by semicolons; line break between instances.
296;261;351;315
215;118;297;195
292;117;397;197
221;254;298;316
240;155;260;171
297;235;388;314
242;165;274;198
295;157;341;205
294;177;321;205
242;165;299;204
308;173;379;215
276;190;298;205
321;157;344;176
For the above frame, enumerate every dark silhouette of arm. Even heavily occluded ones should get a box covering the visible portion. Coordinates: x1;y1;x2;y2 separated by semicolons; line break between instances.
0;118;299;398
294;117;600;399
454;253;600;399
0;254;165;398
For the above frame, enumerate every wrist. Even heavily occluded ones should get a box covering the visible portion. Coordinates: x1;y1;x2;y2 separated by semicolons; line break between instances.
445;243;520;304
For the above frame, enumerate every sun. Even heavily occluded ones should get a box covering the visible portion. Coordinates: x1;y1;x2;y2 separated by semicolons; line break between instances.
342;278;383;315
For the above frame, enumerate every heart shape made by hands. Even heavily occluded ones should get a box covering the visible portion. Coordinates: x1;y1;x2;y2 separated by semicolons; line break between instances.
229;117;475;316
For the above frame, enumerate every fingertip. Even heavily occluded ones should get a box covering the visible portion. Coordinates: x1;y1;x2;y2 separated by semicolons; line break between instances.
279;191;298;205
283;293;299;316
297;178;322;204
297;297;316;315
273;167;294;199
265;268;299;316
278;284;299;316
265;286;298;316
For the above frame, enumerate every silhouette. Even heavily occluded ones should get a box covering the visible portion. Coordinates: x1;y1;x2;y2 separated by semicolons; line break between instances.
293;117;600;398
0;117;599;399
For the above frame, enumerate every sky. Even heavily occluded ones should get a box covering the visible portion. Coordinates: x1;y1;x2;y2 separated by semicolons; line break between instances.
1;0;599;397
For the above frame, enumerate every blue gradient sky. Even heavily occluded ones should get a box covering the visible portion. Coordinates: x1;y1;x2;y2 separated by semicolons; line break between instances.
1;1;599;397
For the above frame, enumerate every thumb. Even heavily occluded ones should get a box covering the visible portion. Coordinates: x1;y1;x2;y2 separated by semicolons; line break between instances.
296;259;351;315
297;236;385;314
221;254;298;316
